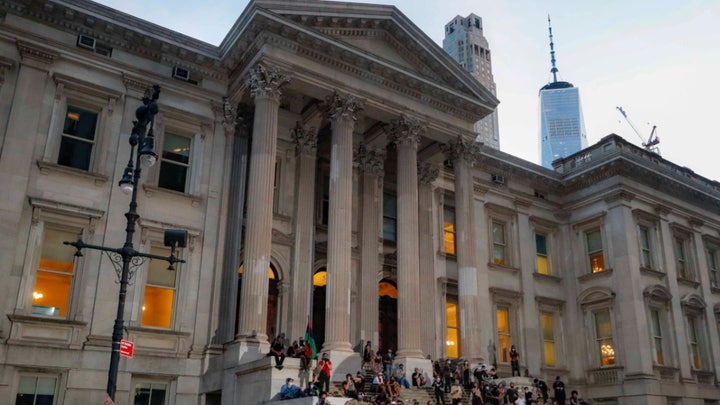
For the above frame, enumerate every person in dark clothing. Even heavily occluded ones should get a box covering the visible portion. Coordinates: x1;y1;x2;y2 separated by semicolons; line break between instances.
432;376;446;405
509;345;520;376
443;360;453;393
269;335;286;369
553;376;566;405
534;379;548;403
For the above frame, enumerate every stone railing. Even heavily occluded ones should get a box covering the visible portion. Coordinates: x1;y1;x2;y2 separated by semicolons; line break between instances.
587;366;624;385
653;365;679;382
692;370;716;386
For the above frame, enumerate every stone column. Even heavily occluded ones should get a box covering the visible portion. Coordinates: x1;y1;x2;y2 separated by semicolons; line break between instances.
322;91;363;354
288;121;318;341
355;143;386;351
237;65;289;346
418;163;440;357
388;115;425;360
443;137;484;362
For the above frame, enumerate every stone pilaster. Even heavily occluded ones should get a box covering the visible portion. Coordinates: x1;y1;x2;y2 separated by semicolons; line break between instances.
322;91;363;354
418;163;439;357
288;121;318;341
355;143;386;351
442;137;485;362
237;65;290;346
389;115;425;360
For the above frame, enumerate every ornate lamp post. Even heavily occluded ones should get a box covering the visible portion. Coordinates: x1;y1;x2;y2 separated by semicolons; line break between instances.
64;85;187;401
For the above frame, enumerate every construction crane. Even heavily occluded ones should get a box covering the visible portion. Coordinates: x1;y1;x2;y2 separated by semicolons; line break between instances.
616;106;660;155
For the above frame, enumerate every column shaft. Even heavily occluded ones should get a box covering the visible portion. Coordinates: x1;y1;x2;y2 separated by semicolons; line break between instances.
360;171;381;347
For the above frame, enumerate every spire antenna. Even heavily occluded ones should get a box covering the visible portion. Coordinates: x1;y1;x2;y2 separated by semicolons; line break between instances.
548;14;559;83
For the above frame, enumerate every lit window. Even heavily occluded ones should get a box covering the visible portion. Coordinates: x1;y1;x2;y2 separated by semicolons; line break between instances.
33;228;76;318
497;307;511;362
59;105;97;171
444;209;456;255
133;382;167;405
594;309;615;366
586;229;605;273
141;246;177;328
687;316;702;369
383;193;397;242
446;301;459;358
536;234;549;274
15;375;57;405
312;269;326;287
541;312;555;367
707;245;719;288
638;225;653;269
650;309;664;365
158;133;191;193
492;221;506;265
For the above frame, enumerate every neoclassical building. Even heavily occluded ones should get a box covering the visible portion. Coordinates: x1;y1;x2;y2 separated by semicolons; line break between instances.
0;1;719;405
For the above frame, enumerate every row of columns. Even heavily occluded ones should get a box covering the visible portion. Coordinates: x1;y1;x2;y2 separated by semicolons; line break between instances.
233;63;487;364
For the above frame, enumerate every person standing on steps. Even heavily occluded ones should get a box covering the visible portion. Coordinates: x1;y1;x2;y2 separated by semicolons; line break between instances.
552;376;565;405
317;352;332;394
432;375;446;405
509;346;520;377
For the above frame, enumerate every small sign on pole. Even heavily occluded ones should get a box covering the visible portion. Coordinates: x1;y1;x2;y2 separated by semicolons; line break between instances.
120;339;134;358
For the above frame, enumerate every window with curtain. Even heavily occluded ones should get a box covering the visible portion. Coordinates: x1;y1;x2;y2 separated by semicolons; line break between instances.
586;229;605;273
650;309;664;365
536;233;549;274
492;221;507;265
497;307;511;362
594;309;615;366
541;312;555;367
638;225;653;269
33;228;77;318
446;301;459;358
141;246;178;328
687;315;702;369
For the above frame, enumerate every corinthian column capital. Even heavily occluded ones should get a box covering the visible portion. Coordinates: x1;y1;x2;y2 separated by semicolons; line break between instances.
388;114;425;147
324;91;364;122
290;121;318;155
354;143;386;177
441;136;482;166
417;162;440;185
247;64;290;100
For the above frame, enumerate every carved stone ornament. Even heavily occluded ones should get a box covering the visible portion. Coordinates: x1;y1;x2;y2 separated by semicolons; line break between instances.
221;97;235;134
354;143;386;177
417;162;440;185
441;136;481;166
323;91;364;122
247;64;290;100
290;121;318;155
388;114;425;147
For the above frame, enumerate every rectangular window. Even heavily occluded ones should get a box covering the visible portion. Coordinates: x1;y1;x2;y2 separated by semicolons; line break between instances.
492;221;506;265
158;133;191;193
541;312;556;367
446;301;459;358
383;193;397;242
33;228;77;318
650;309;664;365
497;307;511;362
133;382;168;405
444;209;456;255
594;309;615;366
707;246;718;288
586;229;605;273
638;225;653;268
536;233;549;274
688;316;701;369
15;375;57;405
141;246;177;328
59;105;97;171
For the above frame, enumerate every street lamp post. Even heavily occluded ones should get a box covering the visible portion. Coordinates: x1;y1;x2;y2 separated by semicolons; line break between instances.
64;85;187;401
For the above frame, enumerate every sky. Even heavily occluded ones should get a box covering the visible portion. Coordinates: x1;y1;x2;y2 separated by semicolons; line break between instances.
95;0;720;180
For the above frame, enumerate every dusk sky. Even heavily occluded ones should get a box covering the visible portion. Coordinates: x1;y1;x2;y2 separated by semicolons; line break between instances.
95;0;719;180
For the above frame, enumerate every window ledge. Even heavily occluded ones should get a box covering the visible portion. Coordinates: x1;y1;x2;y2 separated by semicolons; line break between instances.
36;160;108;186
677;277;701;288
8;314;87;327
640;267;666;278
488;262;520;274
691;369;715;385
142;184;203;207
710;286;720;294
578;268;614;282
533;272;562;283
125;325;191;337
437;251;457;260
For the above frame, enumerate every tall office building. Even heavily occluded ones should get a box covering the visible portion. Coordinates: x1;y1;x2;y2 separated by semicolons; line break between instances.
443;14;500;149
539;16;588;168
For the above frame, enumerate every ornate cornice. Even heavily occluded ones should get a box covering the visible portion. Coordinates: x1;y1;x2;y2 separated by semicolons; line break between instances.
441;136;481;166
323;90;364;122
387;114;425;147
16;41;58;66
247;64;290;100
417;162;440;185
290;121;318;155
354;143;386;177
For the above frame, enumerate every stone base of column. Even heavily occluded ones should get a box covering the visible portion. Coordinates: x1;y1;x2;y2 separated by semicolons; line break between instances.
224;337;270;367
393;357;432;382
321;350;361;382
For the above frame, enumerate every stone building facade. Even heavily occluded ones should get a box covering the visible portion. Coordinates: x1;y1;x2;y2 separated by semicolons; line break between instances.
0;1;718;405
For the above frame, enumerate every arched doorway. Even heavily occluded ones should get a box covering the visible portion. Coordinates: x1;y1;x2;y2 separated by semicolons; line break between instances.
312;267;327;350
236;264;280;339
378;279;398;352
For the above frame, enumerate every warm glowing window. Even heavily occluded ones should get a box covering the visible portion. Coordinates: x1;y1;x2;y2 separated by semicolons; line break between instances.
687;316;702;369
541;312;555;367
594;309;615;366
492;221;506;265
497;307;511;362
586;229;605;273
158;132;191;193
60;105;97;171
444;208;456;255
535;234;549;274
33;228;76;318
446;301;459;358
650;309;664;365
15;375;57;404
638;225;653;269
379;281;398;299
383;193;397;241
133;382;168;405
312;269;326;287
141;246;177;328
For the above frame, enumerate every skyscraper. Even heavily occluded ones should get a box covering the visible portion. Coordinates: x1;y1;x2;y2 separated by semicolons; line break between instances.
443;14;500;149
539;16;588;168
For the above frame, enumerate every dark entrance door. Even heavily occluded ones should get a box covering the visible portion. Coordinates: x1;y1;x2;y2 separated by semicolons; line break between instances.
312;268;327;351
378;279;398;352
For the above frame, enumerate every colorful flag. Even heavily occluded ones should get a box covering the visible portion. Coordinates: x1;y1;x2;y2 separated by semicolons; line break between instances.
304;319;317;359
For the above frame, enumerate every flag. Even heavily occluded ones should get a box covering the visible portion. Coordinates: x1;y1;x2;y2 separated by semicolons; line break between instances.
304;318;317;360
